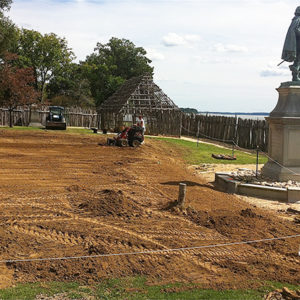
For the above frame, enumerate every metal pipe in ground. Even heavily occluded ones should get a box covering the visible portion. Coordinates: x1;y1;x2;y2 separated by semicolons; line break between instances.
256;146;259;178
178;183;187;208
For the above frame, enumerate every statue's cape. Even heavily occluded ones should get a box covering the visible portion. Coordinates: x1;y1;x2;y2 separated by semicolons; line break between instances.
282;16;300;62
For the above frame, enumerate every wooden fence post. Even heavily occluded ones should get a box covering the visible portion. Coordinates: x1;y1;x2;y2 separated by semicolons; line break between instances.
178;183;187;208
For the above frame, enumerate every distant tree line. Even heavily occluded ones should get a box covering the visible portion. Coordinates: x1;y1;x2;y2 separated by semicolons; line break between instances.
0;0;153;111
180;107;198;114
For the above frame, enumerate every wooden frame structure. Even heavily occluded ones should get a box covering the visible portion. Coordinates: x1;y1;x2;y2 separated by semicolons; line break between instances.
98;75;182;135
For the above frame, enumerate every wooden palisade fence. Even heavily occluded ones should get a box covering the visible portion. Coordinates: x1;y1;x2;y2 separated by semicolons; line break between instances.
181;114;269;151
0;107;269;151
0;107;99;129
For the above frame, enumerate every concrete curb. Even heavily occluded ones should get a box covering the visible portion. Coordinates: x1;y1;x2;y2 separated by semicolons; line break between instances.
214;172;300;203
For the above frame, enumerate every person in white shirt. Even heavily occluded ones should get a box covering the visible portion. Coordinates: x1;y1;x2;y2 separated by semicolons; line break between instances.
136;115;145;133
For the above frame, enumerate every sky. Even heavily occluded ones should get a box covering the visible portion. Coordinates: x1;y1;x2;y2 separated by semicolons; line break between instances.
7;0;299;112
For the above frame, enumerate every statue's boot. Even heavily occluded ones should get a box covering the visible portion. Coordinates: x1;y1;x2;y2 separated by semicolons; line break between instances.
292;72;300;81
290;65;300;81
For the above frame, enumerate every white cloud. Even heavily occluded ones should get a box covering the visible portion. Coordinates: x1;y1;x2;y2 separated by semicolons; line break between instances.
145;48;165;61
162;33;187;47
184;34;201;43
194;56;233;64
213;43;248;53
260;69;289;77
260;63;290;77
161;33;201;47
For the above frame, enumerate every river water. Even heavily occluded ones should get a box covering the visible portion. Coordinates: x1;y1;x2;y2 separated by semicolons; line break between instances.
198;113;269;120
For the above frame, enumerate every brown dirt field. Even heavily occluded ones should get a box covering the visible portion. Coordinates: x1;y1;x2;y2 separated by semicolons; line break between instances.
0;129;299;289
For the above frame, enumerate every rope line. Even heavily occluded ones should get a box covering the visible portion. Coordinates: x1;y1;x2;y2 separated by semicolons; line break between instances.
180;126;300;177
181;125;234;143
197;131;234;143
1;234;299;264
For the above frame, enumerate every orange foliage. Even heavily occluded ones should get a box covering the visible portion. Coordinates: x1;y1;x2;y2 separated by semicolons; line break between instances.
0;52;39;110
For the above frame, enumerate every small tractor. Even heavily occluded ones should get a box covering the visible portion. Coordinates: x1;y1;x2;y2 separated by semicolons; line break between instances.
45;106;67;130
107;125;144;147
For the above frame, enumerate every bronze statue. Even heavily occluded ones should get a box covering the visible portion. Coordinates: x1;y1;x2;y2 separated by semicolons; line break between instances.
282;6;300;81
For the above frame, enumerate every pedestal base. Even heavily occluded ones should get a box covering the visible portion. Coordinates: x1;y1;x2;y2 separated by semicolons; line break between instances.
261;161;300;181
28;122;43;128
262;83;300;182
29;108;43;128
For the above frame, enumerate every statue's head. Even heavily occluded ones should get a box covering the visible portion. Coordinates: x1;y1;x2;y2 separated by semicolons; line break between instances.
295;6;300;16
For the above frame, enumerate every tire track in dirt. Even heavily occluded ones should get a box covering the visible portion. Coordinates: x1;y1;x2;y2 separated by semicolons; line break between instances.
134;229;230;241
1;211;71;219
196;248;250;263
12;202;170;250
10;223;90;247
143;207;201;228
1;187;229;252
0;199;268;277
7;219;132;252
5;203;295;272
4;205;227;275
3;205;166;252
0;202;70;213
2;200;239;275
0;202;166;254
173;249;221;274
76;215;168;250
3;216;71;225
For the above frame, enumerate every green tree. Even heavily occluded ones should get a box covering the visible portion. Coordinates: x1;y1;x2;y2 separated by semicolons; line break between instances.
0;0;18;56
47;62;95;108
0;16;18;55
0;0;12;11
17;29;75;102
85;37;153;106
180;108;198;114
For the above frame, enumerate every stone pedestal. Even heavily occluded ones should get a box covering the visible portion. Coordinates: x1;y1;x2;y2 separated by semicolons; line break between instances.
262;83;300;181
29;107;43;128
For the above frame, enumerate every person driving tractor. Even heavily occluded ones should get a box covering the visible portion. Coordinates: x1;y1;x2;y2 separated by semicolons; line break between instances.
106;116;145;147
136;115;145;134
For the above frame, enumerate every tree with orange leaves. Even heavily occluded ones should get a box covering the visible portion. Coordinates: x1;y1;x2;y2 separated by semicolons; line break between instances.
0;53;38;127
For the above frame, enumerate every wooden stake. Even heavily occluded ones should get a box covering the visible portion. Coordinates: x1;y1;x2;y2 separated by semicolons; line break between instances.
178;183;187;208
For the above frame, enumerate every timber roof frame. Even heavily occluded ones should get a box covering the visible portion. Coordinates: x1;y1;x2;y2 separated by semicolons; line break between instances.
98;74;180;114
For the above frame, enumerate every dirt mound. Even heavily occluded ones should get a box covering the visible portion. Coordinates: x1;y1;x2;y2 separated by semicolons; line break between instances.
66;184;86;192
78;189;141;217
181;206;281;239
240;208;260;218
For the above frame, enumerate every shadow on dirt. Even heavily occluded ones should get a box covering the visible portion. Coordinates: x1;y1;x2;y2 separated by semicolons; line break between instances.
160;180;212;189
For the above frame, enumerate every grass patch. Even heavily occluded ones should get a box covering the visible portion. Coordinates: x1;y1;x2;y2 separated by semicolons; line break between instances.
66;128;95;135
0;126;96;135
0;282;82;300
0;126;42;131
0;279;298;300
152;137;267;165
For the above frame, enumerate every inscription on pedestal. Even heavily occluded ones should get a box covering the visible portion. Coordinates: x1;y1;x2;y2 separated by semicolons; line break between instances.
30;110;40;123
270;126;283;161
287;130;300;160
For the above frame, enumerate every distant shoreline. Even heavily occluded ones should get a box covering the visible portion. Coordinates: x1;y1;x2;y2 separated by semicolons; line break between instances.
198;112;269;116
